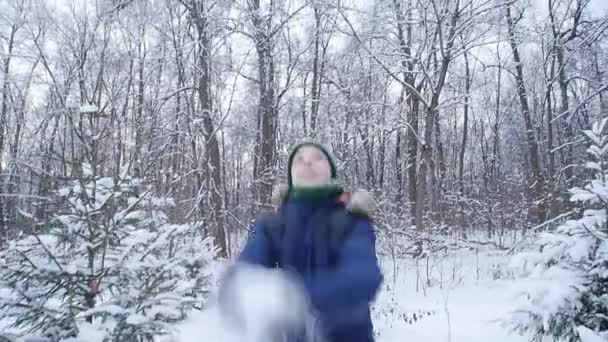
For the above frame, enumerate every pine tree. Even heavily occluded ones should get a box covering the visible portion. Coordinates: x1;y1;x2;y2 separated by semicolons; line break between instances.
504;117;608;341
0;170;217;341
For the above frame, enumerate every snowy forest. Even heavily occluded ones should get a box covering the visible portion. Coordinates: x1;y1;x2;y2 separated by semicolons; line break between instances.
0;0;607;341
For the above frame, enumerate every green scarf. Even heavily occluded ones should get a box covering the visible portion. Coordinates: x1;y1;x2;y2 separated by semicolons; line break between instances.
288;184;343;201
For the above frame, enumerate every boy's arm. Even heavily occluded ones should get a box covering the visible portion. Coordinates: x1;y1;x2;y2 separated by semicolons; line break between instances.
236;219;275;267
307;218;383;311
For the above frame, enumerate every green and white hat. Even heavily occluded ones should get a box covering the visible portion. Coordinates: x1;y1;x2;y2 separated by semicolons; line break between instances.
286;142;338;187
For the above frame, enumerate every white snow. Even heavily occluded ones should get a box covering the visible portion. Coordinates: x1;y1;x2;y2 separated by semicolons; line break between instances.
67;322;107;342
79;105;99;114
576;326;607;342
169;250;531;342
210;263;318;342
170;307;241;342
371;250;528;342
0;241;596;342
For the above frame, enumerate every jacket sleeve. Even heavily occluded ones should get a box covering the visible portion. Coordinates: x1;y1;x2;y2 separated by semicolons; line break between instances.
307;217;383;312
236;219;275;267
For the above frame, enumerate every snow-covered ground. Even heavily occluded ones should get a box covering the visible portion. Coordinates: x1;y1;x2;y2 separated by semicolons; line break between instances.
172;247;531;342
1;245;532;342
372;250;527;342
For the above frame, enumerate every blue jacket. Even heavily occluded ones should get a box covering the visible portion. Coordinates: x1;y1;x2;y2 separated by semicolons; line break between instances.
236;195;383;342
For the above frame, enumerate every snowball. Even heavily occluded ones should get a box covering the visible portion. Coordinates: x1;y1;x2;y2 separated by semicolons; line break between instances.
217;263;317;341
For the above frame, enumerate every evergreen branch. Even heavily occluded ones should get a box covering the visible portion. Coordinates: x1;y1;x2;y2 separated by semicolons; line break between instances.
581;223;608;242
507;210;575;255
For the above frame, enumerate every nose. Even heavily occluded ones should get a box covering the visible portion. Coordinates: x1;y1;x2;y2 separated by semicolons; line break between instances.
302;158;313;166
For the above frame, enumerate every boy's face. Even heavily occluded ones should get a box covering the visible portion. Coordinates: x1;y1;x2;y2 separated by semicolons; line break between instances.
291;145;332;187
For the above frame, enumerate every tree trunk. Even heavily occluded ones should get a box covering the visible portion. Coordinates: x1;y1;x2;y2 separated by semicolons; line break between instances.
548;0;585;189
137;32;145;168
408;96;419;225
392;0;419;225
506;5;546;222
491;44;502;186
250;0;278;209
301;74;308;135
395;86;406;201
191;0;226;256
310;6;322;133
415;0;460;231
556;47;573;186
415;105;435;231
6;60;36;230
0;25;17;240
362;71;375;187
459;50;470;194
433;109;446;219
545;55;556;182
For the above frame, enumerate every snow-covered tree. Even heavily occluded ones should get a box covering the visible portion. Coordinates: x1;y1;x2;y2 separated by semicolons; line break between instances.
504;117;608;341
0;171;218;341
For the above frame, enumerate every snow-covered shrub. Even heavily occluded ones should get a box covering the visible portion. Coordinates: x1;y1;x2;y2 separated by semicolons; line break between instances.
503;118;608;341
0;173;218;341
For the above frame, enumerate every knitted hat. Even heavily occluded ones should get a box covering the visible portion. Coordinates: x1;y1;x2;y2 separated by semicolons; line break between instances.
287;142;338;187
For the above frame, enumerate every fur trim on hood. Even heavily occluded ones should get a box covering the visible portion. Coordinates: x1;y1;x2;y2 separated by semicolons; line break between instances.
271;184;375;216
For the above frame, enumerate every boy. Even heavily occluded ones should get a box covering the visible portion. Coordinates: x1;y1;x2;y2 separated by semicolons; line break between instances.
220;142;383;342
